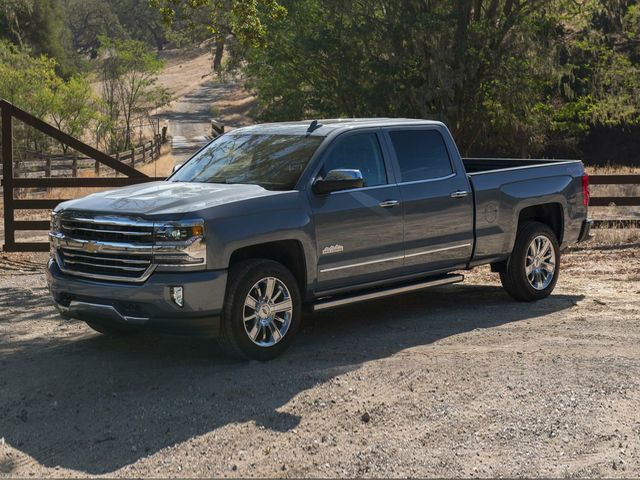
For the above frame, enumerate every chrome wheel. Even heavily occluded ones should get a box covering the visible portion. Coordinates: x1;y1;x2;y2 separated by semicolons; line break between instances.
243;276;293;347
525;235;556;290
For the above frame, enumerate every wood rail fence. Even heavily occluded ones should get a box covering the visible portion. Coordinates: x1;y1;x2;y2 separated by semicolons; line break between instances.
6;136;162;181
0;99;639;252
0;99;164;252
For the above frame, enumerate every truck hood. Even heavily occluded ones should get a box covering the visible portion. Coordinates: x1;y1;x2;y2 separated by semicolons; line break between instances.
56;181;288;216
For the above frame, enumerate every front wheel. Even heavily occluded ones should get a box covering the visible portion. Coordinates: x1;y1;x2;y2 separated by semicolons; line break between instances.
500;221;560;302
217;259;302;360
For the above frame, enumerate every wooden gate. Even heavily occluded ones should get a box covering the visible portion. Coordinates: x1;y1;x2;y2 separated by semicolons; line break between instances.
0;100;164;252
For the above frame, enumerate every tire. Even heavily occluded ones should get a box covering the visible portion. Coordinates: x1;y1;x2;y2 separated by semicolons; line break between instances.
499;221;560;302
85;320;138;336
217;259;302;360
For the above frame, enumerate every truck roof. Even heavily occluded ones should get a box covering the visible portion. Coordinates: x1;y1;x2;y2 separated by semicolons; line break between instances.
231;118;444;136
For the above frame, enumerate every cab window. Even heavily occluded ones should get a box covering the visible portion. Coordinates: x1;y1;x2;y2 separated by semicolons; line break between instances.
388;129;453;182
319;133;387;187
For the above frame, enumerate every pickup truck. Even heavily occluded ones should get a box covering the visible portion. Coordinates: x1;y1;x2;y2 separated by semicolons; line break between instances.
46;119;592;360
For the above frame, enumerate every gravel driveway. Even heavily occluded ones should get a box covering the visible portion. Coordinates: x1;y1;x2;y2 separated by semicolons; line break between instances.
0;243;639;477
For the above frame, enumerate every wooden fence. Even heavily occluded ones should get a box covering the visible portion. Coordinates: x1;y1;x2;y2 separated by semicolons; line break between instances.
0;99;163;252
2;135;161;183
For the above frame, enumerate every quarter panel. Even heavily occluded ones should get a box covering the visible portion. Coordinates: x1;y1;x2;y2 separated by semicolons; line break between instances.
469;161;586;263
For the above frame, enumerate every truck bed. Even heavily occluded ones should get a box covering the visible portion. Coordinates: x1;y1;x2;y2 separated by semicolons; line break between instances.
463;157;585;267
463;158;579;174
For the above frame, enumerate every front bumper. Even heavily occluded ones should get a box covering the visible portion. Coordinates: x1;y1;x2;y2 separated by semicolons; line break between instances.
46;259;227;336
577;218;594;243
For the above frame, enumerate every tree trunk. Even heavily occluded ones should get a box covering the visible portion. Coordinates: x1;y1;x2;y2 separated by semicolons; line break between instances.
213;37;225;72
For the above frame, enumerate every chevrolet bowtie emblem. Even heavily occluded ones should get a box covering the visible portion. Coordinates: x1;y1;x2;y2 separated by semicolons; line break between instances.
83;241;100;253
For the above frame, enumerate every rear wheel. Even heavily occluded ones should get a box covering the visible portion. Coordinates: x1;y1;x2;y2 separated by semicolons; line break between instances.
500;221;560;302
217;259;301;360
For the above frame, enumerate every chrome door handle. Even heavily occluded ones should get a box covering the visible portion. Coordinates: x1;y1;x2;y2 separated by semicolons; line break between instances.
450;190;470;198
379;200;400;208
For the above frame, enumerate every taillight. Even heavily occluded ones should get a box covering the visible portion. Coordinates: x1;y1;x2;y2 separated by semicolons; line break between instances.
582;173;590;207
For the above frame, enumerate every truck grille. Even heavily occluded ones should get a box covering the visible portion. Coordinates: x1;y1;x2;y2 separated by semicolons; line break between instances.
60;217;154;244
54;214;156;282
59;248;153;280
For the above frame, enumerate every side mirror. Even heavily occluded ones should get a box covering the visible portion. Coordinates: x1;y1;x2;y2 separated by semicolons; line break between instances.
313;169;364;194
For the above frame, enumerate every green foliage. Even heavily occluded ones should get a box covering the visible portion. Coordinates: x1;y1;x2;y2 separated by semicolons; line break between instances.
97;37;169;151
151;0;286;45
45;76;103;153
0;40;101;155
225;0;640;158
0;0;75;75
150;0;286;70
0;40;58;117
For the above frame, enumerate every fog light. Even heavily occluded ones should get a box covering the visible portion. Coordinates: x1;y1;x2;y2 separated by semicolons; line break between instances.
170;286;184;307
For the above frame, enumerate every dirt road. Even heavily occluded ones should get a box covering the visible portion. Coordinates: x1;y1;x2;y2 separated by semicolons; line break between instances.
159;81;253;164
153;47;255;164
1;242;639;477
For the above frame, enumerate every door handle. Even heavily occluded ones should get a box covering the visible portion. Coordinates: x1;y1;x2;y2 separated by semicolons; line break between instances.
450;190;470;198
379;200;400;208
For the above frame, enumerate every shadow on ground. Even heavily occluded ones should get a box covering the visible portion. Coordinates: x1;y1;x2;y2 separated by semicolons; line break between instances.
0;283;582;474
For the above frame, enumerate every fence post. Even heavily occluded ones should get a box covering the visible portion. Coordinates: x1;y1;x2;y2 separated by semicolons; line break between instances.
95;159;100;176
131;147;135;168
115;151;120;177
2;104;15;251
142;143;147;164
45;155;51;177
72;156;78;177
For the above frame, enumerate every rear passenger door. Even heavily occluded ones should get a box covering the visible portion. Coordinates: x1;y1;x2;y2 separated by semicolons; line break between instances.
384;127;473;273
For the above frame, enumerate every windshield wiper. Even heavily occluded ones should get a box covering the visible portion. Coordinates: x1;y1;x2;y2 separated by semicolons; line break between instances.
206;177;228;184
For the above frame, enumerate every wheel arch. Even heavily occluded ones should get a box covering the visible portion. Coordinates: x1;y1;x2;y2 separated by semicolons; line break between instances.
517;203;564;244
228;240;308;297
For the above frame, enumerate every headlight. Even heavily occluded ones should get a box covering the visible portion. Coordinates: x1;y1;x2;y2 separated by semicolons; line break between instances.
154;223;204;242
50;211;61;233
153;220;206;270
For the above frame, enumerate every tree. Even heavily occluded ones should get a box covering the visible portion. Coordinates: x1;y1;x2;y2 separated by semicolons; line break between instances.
150;0;286;71
0;40;100;163
62;0;126;57
98;37;169;151
0;0;75;75
235;0;564;156
46;76;103;154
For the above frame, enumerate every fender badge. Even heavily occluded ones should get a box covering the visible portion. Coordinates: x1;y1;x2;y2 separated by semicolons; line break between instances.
322;244;344;255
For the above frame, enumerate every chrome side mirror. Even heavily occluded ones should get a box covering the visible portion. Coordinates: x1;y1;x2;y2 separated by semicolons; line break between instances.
313;169;364;194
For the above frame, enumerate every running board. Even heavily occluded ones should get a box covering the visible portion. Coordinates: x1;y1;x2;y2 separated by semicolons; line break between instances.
311;274;464;312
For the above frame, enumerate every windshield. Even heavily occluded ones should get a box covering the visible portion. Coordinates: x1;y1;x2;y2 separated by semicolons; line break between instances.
169;133;324;190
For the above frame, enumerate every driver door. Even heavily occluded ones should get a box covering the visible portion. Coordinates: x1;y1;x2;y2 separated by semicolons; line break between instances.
308;130;404;292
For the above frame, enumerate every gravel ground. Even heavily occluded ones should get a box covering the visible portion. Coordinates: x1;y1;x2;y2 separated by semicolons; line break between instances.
0;242;639;478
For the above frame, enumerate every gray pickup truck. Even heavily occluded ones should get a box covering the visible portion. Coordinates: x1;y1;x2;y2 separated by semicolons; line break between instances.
46;119;592;359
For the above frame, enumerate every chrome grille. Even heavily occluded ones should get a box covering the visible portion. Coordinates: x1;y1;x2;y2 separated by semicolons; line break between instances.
60;217;154;244
54;214;156;282
59;248;153;280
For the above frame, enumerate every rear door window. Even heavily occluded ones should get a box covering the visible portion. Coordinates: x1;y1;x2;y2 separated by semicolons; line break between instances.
388;129;453;182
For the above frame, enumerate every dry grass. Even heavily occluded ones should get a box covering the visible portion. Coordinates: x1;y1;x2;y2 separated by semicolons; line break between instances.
585;164;640;175
591;228;640;245
583;164;640;221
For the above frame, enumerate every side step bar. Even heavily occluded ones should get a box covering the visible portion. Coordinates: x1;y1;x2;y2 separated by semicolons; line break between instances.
311;274;464;312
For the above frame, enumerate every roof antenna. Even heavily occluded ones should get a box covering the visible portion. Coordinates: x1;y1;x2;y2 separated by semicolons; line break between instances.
306;120;322;134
